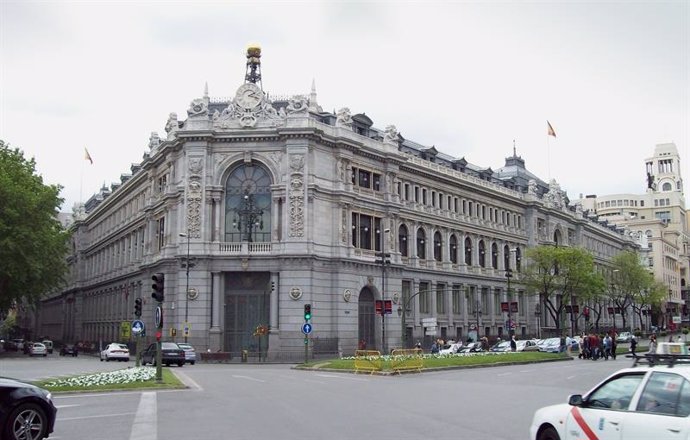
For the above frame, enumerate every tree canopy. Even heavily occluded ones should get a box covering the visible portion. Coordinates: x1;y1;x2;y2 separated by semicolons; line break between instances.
522;245;601;332
0;140;70;313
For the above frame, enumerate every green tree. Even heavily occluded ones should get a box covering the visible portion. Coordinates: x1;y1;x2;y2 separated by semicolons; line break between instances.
522;245;600;334
0;140;69;313
609;250;656;331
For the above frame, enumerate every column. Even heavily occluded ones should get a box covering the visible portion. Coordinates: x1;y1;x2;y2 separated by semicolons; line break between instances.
209;271;222;351
213;195;221;242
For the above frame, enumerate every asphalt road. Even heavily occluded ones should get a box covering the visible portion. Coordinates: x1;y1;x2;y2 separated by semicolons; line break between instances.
0;352;632;440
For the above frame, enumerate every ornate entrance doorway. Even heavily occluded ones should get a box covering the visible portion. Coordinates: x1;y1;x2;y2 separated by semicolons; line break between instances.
358;287;375;350
223;272;270;355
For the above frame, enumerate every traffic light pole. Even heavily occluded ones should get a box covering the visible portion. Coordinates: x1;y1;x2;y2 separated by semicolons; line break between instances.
152;273;165;383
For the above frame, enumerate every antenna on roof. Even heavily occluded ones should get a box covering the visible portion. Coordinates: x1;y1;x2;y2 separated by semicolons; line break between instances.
513;139;517;157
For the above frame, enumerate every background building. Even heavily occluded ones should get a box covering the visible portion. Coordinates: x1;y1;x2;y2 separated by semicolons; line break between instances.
577;142;689;329
34;48;638;358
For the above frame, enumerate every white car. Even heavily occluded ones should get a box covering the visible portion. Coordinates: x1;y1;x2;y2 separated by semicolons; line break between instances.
529;354;690;440
100;343;130;362
29;342;47;357
176;343;197;365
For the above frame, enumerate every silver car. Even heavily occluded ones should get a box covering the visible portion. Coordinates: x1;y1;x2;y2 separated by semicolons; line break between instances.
177;343;197;365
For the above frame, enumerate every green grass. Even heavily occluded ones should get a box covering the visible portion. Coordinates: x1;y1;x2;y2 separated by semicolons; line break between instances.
33;368;185;393
306;351;568;371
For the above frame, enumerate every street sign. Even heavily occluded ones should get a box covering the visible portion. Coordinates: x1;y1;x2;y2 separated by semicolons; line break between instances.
301;323;313;335
505;320;517;330
120;321;131;340
132;320;145;335
422;318;437;327
155;306;163;329
184;322;190;337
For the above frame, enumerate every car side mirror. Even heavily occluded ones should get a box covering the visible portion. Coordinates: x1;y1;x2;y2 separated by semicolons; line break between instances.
568;394;583;406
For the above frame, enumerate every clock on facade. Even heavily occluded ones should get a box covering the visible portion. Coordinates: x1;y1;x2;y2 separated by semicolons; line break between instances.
235;83;263;110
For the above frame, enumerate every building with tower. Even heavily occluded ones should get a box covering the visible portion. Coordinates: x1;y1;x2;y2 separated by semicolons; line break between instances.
577;142;689;329
33;47;639;358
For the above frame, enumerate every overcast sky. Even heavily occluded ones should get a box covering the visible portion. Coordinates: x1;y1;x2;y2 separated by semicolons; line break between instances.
1;0;688;212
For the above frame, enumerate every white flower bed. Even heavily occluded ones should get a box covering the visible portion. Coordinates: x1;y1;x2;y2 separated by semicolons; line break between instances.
44;367;156;388
343;351;516;361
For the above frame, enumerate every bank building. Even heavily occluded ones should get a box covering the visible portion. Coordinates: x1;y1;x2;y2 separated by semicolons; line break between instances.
36;47;638;360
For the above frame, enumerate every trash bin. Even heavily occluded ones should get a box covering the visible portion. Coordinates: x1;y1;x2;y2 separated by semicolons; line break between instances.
241;349;248;362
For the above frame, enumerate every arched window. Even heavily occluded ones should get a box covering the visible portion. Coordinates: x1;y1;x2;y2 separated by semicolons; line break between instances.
662;182;672;191
491;243;498;269
503;245;510;270
225;163;272;242
449;235;458;264
515;247;522;272
416;228;426;259
553;229;562;246
478;240;486;267
433;231;442;261
398;225;409;257
464;237;472;265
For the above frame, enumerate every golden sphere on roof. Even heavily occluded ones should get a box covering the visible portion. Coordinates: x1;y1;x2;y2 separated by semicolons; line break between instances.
247;44;261;58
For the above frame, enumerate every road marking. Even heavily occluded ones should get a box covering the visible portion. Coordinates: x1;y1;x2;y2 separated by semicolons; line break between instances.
519;370;534;373
172;370;203;391
497;372;512;376
129;392;157;440
567;375;577;379
58;411;137;421
53;391;144;399
315;374;369;381
54;404;81;409
232;375;266;382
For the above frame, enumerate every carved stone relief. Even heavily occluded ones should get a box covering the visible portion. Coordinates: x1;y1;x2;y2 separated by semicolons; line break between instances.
288;154;305;238
187;98;208;118
186;158;204;239
336;107;353;129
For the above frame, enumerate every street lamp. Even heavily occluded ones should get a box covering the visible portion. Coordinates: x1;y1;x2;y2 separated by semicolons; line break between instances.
233;190;264;242
534;302;541;339
375;228;391;353
179;232;194;343
505;268;513;336
474;299;482;342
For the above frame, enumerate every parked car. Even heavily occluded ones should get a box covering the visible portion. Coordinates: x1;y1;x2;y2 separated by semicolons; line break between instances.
490;341;512;352
616;331;633;343
0;377;57;440
530;355;690;440
41;340;53;354
100;343;130;362
29;343;47;357
59;344;78;357
516;339;540;352
457;342;484;353
141;342;185;367
176;343;197;365
11;340;24;352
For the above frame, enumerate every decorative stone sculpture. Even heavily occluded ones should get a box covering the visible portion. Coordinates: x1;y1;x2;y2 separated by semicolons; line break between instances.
336;107;353;129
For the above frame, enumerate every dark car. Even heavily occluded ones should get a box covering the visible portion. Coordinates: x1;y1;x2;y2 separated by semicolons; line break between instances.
1;377;57;440
59;344;78;357
141;342;185;367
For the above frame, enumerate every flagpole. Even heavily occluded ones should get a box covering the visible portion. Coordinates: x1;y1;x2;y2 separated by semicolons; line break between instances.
547;135;551;181
80;153;84;204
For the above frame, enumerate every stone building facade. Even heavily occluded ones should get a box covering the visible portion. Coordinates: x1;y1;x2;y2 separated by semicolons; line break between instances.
35;51;638;358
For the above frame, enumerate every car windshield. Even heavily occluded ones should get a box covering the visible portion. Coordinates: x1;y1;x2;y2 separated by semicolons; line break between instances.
177;343;193;350
162;343;180;349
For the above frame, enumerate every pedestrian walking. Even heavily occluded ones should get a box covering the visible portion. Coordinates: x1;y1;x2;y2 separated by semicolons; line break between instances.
630;335;638;358
648;335;657;354
603;334;612;360
510;335;517;352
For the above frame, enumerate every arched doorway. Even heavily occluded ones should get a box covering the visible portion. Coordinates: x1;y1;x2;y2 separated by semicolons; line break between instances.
358;287;376;350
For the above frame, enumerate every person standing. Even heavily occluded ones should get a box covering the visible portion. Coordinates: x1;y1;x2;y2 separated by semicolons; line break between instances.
510;335;517;352
603;334;612;360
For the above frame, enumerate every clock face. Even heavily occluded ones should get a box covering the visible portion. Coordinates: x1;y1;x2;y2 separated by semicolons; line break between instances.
235;84;263;110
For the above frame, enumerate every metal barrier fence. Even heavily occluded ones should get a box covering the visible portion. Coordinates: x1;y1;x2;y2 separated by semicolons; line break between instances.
354;350;383;374
389;348;423;373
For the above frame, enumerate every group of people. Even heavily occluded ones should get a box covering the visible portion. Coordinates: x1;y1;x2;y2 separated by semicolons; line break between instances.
578;331;619;360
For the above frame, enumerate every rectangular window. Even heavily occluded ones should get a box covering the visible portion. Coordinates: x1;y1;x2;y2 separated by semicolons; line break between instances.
157;174;168;194
414;187;419;203
358;169;371;189
419;281;430;313
452;285;461;314
156;216;166;251
402;280;412;312
494;289;501;314
436;283;446;314
404;184;410;201
372;173;382;191
422;189;427;205
481;288;489;315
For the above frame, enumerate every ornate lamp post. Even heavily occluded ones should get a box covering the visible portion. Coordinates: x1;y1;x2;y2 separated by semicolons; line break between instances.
233;190;264;242
178;232;195;343
505;268;513;336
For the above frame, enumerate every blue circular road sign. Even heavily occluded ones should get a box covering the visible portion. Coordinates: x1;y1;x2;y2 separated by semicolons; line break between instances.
301;323;312;335
132;320;145;334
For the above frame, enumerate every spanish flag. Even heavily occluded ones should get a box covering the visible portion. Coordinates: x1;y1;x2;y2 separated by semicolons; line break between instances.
84;147;93;164
547;121;557;138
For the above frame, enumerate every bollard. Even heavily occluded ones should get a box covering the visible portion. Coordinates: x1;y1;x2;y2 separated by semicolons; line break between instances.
241;349;248;362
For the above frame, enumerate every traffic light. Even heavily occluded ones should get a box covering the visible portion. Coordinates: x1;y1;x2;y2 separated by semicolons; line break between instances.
134;298;142;318
152;273;165;302
304;304;312;321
